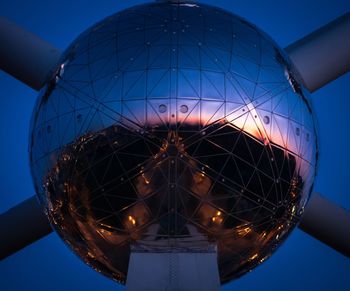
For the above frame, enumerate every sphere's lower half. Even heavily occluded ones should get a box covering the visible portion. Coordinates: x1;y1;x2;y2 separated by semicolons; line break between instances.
29;1;318;285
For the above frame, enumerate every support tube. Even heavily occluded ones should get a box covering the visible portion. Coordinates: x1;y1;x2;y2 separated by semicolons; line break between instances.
0;17;61;90
0;195;52;260
285;12;350;92
298;193;350;258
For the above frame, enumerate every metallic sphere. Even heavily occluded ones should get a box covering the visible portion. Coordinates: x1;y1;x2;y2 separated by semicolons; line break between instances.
29;1;318;284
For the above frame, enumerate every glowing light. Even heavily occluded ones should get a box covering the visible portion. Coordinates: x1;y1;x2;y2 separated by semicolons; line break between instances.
97;228;112;236
128;215;136;226
141;173;150;184
237;226;252;236
249;253;259;261
259;256;268;264
212;210;223;224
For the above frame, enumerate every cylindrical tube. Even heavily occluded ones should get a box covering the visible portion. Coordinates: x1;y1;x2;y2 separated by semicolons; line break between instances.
0;195;52;260
0;17;61;91
285;12;350;92
299;193;350;258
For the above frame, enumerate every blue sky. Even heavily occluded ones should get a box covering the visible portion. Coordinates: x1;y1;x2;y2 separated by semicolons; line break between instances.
0;0;349;290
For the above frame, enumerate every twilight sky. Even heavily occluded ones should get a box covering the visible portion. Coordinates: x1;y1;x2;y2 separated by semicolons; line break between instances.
0;1;349;290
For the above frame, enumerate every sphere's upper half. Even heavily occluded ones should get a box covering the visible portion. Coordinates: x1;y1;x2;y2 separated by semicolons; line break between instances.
29;1;318;285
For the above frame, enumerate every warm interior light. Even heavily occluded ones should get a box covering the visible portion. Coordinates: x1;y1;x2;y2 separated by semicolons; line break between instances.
212;210;223;224
141;173;150;184
128;215;136;226
249;253;259;261
237;226;252;236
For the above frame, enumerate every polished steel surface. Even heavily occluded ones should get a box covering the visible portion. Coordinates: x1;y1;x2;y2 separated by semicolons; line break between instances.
29;1;318;284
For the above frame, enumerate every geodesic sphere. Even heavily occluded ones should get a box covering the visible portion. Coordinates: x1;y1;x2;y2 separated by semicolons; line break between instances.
29;1;318;284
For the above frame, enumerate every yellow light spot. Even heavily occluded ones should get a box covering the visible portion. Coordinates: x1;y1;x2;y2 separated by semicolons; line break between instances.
128;215;136;226
212;211;223;224
142;173;150;184
237;226;252;236
249;253;258;261
87;252;95;259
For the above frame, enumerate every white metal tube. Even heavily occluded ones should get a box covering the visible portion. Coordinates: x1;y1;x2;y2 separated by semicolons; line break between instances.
0;17;61;90
298;192;350;258
285;12;350;92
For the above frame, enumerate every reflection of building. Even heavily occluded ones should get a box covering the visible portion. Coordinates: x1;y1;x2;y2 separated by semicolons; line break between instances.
46;119;304;283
